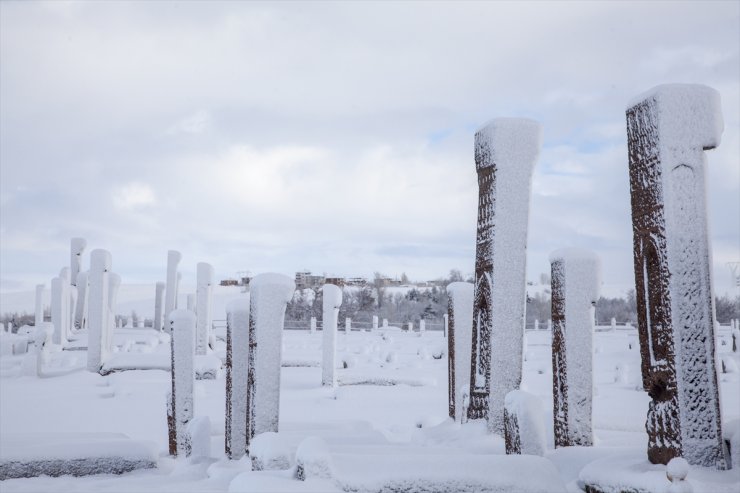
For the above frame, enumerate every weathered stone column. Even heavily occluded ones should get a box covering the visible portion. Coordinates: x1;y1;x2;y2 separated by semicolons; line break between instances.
87;250;111;372
322;284;342;387
627;84;728;469
225;296;250;459
549;249;600;448
51;277;65;345
247;274;295;445
468;118;542;434
168;309;195;457
165;250;182;333
70;238;86;288
35;284;44;327
154;282;165;332
196;263;214;355
447;282;474;423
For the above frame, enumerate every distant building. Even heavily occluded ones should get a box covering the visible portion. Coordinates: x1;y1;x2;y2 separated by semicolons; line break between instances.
345;277;367;286
295;271;325;290
220;279;239;286
325;276;345;287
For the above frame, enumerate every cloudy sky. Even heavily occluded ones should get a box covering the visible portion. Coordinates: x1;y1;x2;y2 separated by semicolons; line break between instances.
1;1;738;297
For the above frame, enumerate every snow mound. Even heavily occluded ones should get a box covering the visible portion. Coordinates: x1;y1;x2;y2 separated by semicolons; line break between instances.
0;432;157;479
250;432;292;471
294;436;332;481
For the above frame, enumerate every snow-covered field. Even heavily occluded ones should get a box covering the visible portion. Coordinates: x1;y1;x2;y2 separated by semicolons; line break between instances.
1;318;738;491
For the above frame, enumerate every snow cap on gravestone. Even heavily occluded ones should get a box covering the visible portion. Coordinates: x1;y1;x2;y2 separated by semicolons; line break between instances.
475;118;542;171
627;84;723;150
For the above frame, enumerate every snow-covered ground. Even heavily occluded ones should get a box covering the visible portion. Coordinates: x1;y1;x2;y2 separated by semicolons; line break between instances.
1;320;738;491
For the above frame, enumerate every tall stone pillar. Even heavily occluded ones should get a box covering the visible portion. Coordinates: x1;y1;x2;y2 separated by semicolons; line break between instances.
196;263;215;355
165;250;182;333
51;277;65;345
225;296;250;459
321;284;342;387
87;250;111;372
447;282;474;423
168;309;195;457
154;282;165;332
73;271;88;331
627;84;728;469
35;284;44;327
468;118;542;434
247;274;295;444
549;249;600;448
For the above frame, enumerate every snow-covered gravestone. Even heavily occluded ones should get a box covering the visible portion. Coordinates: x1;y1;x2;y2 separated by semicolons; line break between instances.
51;269;71;345
373;315;378;331
168;309;195;457
503;390;546;456
627;84;729;469
196;263;215;355
550;249;600;448
108;273;121;334
225;297;250;459
70;238;86;287
447;282;474;423
164;250;182;333
310;316;317;334
35;284;44;327
322;284;342;387
87;250;111;372
73;271;88;331
247;274;295;442
345;318;351;333
468;118;542;433
154;282;165;332
419;319;426;333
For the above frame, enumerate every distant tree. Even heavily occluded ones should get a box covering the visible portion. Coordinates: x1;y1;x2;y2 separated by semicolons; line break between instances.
715;294;740;323
400;272;410;285
373;272;387;309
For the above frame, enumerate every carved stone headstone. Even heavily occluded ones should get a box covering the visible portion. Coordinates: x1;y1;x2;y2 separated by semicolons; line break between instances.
168;309;195;457
468;118;542;434
87;250;111;372
503;390;546;456
447;282;474;423
225;296;250;459
550;249;600;448
627;84;728;469
246;274;295;444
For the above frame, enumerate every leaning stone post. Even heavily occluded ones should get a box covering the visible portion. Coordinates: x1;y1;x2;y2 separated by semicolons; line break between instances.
165;250;182;333
35;284;44;327
627;84;728;469
168;309;195;457
225;296;250;459
73;271;88;331
154;282;165;332
196;263;215;355
447;282;474;423
87;250;111;372
322;284;342;387
247;274;295;444
550;249;600;448
468;118;542;434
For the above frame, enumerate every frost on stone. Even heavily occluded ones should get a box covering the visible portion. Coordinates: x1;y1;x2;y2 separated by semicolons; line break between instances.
87;250;111;373
196;262;215;355
70;238;87;288
249;432;292;471
247;273;295;443
164;250;182;334
446;282;474;423
626;84;728;469
187;416;211;461
322;283;343;388
549;248;600;448
504;390;546;457
468;117;542;434
225;295;250;459
294;436;332;481
169;309;195;457
34;284;45;327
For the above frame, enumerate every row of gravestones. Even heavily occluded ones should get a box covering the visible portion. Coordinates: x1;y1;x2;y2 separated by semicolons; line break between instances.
446;84;734;471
